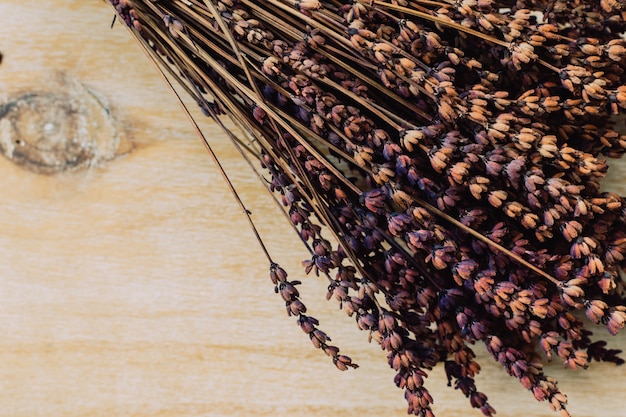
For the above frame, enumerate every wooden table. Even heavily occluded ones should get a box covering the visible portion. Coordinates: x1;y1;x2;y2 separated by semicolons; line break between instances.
0;2;624;416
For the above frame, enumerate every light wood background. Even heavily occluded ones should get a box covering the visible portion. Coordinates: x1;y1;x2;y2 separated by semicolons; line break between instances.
0;1;625;416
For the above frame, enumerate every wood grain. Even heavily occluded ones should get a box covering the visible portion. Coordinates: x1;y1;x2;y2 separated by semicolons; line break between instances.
0;2;625;417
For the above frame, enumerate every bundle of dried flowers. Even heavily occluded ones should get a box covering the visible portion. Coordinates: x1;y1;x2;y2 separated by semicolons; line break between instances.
109;0;626;415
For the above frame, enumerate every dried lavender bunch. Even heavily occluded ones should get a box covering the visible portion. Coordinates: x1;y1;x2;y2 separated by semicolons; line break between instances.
109;0;626;415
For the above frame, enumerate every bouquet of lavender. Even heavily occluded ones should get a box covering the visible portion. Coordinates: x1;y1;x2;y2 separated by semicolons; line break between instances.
110;1;626;415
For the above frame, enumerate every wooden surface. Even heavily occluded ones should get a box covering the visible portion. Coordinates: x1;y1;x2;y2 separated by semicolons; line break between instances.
0;2;625;416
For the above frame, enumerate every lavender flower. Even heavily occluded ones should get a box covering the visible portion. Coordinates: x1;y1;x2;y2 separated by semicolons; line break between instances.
109;0;626;415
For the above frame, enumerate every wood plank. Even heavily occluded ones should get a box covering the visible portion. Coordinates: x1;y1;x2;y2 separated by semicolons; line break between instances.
0;2;624;417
